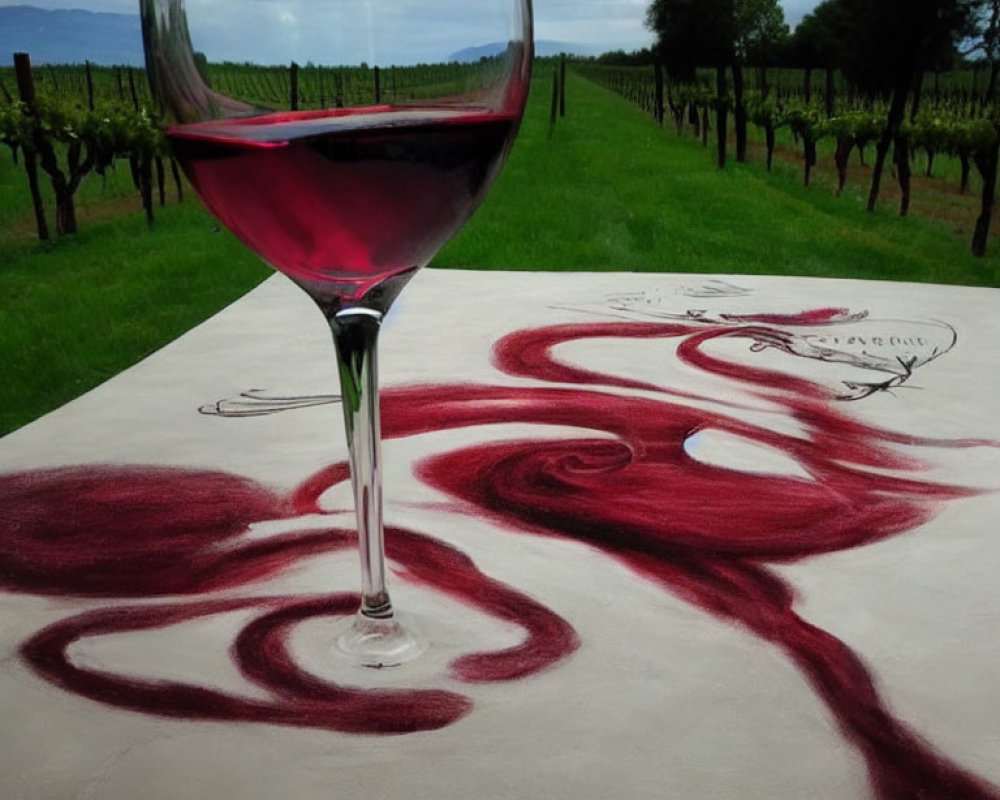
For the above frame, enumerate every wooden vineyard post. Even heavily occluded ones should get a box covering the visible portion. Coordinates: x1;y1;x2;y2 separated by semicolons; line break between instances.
733;61;747;163
126;67;154;227
715;64;727;169
549;68;558;137
972;141;998;257
128;68;140;110
85;60;95;111
654;63;664;127
559;54;566;117
374;66;381;104
895;135;911;217
14;52;37;105
155;157;166;207
138;151;154;227
13;52;50;241
290;61;299;110
169;158;184;203
825;67;835;118
834;135;851;195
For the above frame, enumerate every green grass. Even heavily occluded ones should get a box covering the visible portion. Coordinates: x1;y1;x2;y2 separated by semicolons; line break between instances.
0;203;269;434
2;71;1000;436
436;72;1000;286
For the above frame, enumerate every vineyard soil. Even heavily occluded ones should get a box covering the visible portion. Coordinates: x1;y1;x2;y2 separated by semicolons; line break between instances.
742;136;1000;240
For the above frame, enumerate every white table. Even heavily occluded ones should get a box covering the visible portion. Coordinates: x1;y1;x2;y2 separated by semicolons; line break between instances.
1;270;998;800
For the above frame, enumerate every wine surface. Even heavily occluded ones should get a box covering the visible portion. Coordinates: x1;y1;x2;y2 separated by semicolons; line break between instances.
169;106;516;296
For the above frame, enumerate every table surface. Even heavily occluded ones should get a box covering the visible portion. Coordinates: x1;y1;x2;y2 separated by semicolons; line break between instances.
1;269;998;800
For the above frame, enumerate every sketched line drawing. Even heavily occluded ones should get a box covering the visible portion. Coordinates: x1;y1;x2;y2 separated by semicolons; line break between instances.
199;389;340;417
561;288;957;402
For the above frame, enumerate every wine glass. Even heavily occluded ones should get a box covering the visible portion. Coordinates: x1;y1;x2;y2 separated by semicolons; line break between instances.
140;0;533;667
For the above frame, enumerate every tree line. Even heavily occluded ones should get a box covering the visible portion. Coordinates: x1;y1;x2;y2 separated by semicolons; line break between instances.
590;0;1000;256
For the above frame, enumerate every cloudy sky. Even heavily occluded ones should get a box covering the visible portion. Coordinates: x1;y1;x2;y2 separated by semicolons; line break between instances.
1;0;822;64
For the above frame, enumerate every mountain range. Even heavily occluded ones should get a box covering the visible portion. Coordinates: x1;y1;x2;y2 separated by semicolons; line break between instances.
0;5;144;66
448;40;603;62
1;6;607;67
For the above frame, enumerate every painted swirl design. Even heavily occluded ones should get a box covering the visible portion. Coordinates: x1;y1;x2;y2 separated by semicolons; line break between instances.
1;314;997;799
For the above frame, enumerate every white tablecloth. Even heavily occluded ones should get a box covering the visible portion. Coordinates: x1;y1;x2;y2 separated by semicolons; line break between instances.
1;270;998;800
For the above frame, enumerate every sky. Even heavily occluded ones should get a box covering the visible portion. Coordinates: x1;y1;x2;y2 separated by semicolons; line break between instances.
0;0;823;64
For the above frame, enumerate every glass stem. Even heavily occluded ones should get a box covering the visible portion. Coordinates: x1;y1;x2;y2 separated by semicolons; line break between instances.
328;307;394;621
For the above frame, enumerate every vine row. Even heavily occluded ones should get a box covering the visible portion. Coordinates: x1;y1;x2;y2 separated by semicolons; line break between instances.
576;62;1000;257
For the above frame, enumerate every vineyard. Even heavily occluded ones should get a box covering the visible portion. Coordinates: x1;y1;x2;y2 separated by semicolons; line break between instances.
1;57;165;238
5;65;1000;436
575;61;1000;256
3;54;1000;256
0;55;487;243
203;60;486;109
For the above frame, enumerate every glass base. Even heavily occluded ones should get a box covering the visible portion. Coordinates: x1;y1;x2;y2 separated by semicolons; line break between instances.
334;612;428;668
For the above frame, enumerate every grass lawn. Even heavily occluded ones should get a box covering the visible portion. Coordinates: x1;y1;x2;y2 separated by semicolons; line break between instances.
0;202;269;435
1;70;999;436
436;72;1000;286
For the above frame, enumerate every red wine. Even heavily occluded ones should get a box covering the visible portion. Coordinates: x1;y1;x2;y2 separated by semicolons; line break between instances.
168;106;516;296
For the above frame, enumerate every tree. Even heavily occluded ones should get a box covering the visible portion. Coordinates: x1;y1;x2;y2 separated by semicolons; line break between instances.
596;48;655;66
964;0;1000;103
646;0;733;166
738;0;789;97
812;0;974;212
962;1;1000;255
834;0;971;95
645;0;786;164
872;0;972;214
787;0;849;112
646;0;733;82
735;0;788;68
732;0;788;158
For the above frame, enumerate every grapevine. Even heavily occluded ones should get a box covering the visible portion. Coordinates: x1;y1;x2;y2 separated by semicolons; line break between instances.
575;60;1000;256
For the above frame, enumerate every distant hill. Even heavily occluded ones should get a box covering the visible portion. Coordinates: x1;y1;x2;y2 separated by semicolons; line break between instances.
0;5;143;66
0;7;602;69
449;40;603;62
